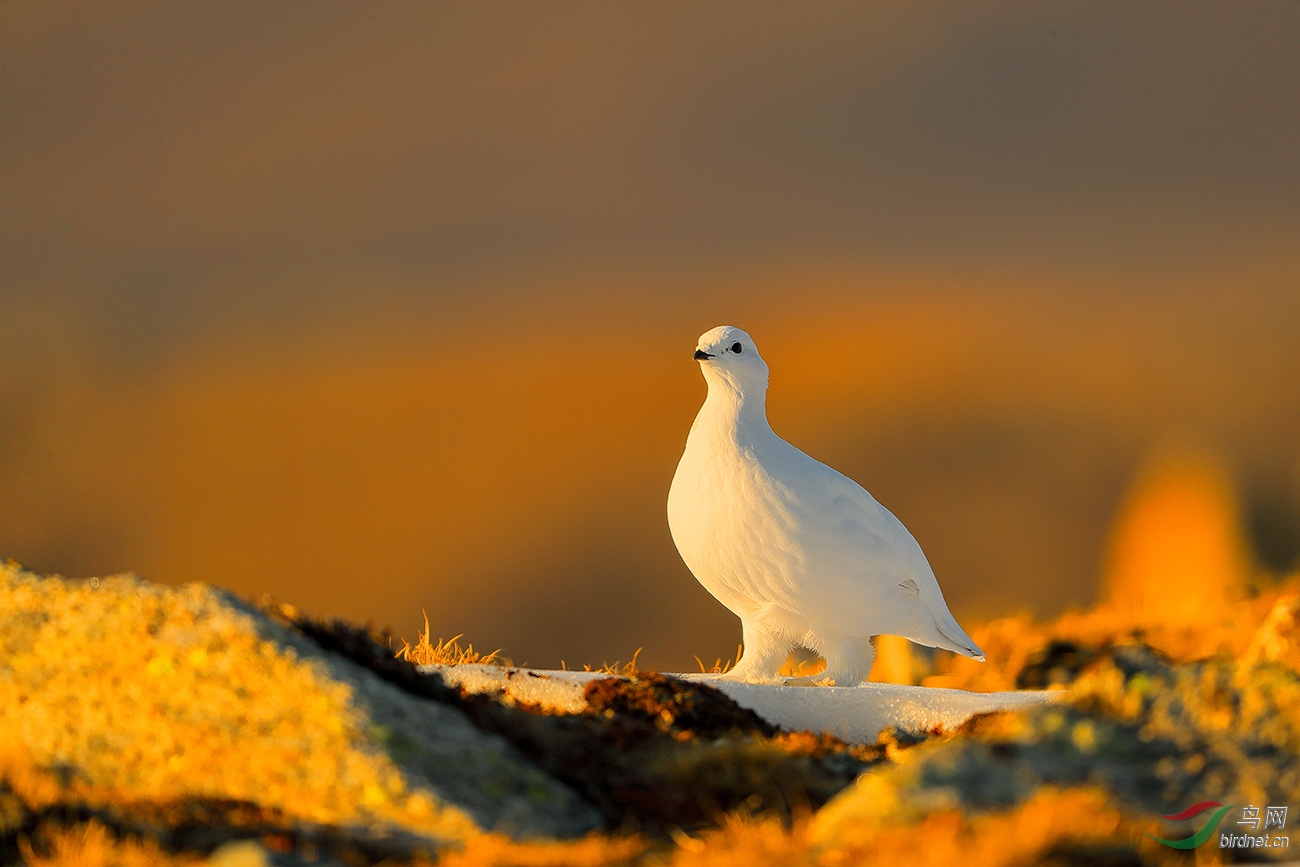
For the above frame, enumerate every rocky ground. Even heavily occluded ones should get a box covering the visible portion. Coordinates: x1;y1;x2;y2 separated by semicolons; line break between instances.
3;560;1299;866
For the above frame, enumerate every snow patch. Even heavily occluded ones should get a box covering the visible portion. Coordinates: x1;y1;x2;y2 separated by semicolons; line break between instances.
423;664;1064;743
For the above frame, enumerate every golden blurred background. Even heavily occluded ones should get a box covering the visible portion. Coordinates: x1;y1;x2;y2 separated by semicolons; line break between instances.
2;3;1298;670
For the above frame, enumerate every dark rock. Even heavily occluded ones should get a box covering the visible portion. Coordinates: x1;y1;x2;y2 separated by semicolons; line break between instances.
584;672;778;739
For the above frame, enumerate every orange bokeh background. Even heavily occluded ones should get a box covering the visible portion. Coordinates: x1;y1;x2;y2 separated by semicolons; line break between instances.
2;4;1298;670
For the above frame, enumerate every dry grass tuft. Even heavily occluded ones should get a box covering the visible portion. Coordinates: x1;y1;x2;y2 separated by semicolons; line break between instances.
583;647;644;675
394;611;509;667
694;646;827;678
928;572;1300;693
1;751;203;866
695;645;741;674
18;820;204;867
436;832;648;867
779;650;826;679
664;811;816;867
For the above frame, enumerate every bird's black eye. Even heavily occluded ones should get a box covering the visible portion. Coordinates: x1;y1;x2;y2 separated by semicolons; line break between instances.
731;342;743;353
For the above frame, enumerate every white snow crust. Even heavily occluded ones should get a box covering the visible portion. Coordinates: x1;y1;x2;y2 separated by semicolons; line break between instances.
423;664;1063;743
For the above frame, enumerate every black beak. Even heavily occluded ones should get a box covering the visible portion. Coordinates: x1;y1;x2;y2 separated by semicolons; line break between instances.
693;349;714;360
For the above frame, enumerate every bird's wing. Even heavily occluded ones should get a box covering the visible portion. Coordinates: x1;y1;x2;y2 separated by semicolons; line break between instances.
768;443;982;657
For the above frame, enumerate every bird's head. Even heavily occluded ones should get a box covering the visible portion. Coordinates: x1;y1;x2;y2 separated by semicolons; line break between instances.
693;325;769;394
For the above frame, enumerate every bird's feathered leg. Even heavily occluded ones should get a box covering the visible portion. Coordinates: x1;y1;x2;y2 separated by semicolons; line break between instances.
785;634;875;686
719;619;788;682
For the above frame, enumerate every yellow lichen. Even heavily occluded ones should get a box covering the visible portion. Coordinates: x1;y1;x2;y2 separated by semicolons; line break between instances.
651;787;1171;867
0;564;477;847
7;545;1300;865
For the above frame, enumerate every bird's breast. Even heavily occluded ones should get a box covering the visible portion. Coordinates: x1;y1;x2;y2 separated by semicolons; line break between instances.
669;432;805;615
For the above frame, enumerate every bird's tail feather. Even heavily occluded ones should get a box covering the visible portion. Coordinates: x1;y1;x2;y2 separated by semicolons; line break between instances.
932;617;985;662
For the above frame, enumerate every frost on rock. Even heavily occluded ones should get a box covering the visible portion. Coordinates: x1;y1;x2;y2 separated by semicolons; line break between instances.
426;664;1062;742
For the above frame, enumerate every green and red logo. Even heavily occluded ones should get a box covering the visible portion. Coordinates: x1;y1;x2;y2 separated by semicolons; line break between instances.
1149;801;1235;849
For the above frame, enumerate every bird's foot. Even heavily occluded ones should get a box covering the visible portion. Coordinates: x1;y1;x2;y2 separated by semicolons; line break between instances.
715;667;783;684
782;673;837;687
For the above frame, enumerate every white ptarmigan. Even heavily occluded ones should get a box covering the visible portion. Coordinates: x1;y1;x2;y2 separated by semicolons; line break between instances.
667;325;985;686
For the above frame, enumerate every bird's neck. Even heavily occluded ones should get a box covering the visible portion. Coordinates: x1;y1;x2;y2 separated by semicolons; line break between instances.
696;375;774;447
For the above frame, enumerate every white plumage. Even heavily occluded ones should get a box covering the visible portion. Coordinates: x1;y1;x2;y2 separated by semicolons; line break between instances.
667;325;985;686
